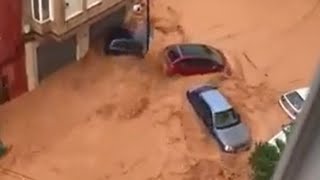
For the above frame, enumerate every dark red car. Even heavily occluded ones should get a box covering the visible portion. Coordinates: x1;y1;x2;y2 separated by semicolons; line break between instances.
162;43;229;76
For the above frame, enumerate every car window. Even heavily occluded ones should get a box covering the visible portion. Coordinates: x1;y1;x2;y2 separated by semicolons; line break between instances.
214;109;240;129
175;59;191;69
189;58;215;68
167;50;180;62
204;46;224;65
198;98;213;127
285;91;304;110
126;41;144;52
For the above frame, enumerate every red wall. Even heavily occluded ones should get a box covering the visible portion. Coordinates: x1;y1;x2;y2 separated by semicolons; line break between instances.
0;0;27;99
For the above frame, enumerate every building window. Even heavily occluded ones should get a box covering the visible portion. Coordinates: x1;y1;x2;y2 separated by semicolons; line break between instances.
31;0;52;23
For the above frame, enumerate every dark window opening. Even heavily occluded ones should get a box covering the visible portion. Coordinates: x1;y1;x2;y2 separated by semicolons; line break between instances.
32;0;40;21
0;76;9;104
32;0;50;22
42;0;50;20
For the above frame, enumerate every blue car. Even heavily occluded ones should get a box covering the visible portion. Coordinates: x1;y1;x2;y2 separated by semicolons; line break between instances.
104;27;145;58
186;85;251;153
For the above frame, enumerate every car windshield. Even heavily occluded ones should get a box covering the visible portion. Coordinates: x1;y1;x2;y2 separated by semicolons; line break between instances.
285;91;304;111
214;109;240;129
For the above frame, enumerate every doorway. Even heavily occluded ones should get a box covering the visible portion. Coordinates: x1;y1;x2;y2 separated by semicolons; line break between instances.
36;37;77;81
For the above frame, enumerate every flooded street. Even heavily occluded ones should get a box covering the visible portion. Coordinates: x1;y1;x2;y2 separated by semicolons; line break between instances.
0;0;319;179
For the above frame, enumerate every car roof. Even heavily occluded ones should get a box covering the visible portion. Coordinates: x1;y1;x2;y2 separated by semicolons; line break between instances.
200;89;232;113
176;44;213;58
294;87;309;100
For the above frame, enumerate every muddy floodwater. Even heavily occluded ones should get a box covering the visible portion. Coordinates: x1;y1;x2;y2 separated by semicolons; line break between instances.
0;0;319;179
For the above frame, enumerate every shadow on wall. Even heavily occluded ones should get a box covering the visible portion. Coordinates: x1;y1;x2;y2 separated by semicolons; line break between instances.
89;7;127;42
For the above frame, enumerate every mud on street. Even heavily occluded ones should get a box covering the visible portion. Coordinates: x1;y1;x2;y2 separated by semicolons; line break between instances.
0;0;320;179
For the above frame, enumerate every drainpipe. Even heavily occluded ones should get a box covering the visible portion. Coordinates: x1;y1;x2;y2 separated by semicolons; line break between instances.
145;0;150;54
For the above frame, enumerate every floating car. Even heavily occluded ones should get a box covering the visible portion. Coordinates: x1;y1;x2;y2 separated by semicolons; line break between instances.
162;43;229;76
104;27;145;58
279;87;309;120
186;84;251;153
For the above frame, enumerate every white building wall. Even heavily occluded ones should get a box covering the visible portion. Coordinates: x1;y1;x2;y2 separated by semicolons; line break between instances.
24;41;39;91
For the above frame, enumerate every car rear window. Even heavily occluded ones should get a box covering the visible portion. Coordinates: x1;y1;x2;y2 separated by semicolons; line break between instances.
215;109;240;129
167;49;180;62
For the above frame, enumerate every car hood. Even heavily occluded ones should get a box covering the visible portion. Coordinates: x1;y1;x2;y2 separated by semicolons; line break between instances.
216;123;250;147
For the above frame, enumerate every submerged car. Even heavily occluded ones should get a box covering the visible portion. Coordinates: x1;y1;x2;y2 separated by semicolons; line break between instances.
279;87;309;120
162;44;229;76
104;27;145;58
186;84;251;153
268;122;294;152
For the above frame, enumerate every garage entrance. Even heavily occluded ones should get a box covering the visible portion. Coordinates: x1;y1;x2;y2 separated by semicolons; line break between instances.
89;6;127;44
36;37;77;81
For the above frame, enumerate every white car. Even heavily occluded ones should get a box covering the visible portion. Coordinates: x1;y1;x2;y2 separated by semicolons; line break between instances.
279;87;309;120
268;123;294;151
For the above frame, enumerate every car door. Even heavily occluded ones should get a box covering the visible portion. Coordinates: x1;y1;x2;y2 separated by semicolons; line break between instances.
197;58;219;73
174;58;196;75
187;58;218;74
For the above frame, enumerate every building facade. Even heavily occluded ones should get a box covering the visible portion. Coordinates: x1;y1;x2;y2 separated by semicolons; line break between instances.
24;0;133;91
0;0;28;103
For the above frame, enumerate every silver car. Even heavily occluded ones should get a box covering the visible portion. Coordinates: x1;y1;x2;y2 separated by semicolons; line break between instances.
187;85;251;153
279;87;309;120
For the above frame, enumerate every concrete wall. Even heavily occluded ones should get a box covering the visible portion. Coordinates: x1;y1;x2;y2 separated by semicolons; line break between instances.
25;41;39;90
